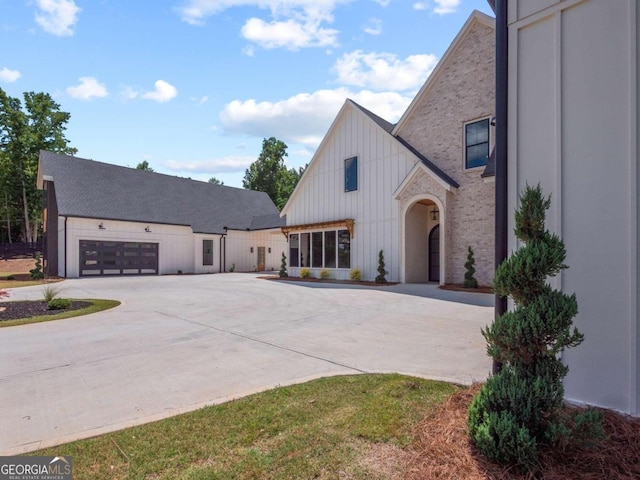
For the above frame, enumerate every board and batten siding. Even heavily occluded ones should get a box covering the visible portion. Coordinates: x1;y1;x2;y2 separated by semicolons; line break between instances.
508;0;639;414
284;103;418;282
225;229;288;273
62;217;194;277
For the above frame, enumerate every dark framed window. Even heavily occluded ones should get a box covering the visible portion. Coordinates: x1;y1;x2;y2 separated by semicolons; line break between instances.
289;234;299;267
345;156;358;192
465;118;490;169
337;229;351;268
324;231;336;268
300;233;310;267
312;232;323;268
203;239;213;265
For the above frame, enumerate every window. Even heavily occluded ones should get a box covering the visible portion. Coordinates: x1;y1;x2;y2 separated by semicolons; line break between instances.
338;229;351;268
300;233;310;267
312;232;323;268
289;234;299;267
324;231;336;268
345;156;358;192
465;118;490;169
203;239;213;265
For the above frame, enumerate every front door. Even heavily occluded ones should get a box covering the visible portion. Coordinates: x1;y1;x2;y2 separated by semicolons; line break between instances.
428;225;440;282
257;247;266;271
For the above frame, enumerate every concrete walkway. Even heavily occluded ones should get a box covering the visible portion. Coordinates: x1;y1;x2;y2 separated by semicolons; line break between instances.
0;274;493;455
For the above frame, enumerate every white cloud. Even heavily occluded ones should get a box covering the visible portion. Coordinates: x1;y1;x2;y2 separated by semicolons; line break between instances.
34;0;80;36
120;86;139;100
177;0;345;49
163;156;255;174
374;0;391;6
362;18;382;36
412;2;427;10
0;67;20;83
241;16;338;49
66;76;108;100
242;44;255;56
433;0;460;14
141;80;178;103
333;50;438;92
220;88;411;148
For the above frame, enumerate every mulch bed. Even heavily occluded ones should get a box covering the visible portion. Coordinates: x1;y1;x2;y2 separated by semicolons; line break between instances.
0;300;91;322
407;384;640;480
260;276;398;287
439;284;494;294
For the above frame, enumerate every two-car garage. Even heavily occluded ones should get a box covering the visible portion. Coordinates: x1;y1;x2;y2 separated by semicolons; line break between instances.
79;240;159;276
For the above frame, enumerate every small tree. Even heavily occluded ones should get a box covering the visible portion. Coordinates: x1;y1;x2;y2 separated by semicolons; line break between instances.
279;251;288;277
463;246;478;288
467;184;602;470
375;249;388;284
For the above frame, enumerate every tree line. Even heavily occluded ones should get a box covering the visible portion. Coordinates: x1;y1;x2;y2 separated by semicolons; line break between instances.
1;87;304;245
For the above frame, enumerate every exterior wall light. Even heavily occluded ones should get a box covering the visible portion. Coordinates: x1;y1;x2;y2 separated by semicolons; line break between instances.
250;247;254;253
98;222;105;230
145;226;151;232
430;207;439;221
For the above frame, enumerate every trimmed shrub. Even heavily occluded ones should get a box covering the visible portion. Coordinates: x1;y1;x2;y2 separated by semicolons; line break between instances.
48;298;71;310
30;252;45;280
319;268;331;280
349;268;362;282
463;246;479;288
300;268;312;279
375;250;388;284
467;184;602;470
279;252;288;277
229;263;236;272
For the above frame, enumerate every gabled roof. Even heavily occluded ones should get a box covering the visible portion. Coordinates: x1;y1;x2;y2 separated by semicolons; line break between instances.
280;99;459;215
392;10;495;136
38;151;284;234
482;147;495;178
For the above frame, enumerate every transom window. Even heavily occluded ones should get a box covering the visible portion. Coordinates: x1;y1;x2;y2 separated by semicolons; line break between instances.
289;229;350;269
345;156;358;192
464;118;490;169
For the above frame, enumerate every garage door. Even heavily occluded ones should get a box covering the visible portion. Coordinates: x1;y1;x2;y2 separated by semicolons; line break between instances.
79;240;159;276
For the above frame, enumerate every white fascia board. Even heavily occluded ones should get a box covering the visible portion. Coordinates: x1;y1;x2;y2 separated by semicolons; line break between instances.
394;160;457;200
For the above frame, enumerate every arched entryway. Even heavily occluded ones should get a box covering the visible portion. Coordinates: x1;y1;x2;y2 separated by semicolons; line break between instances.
404;197;443;283
428;224;440;282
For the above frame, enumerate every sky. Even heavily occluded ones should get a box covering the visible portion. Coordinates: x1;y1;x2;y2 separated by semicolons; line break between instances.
0;0;494;188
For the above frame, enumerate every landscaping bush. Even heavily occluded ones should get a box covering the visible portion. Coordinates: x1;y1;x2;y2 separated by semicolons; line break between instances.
463;246;478;288
467;184;602;470
229;263;236;272
375;250;388;284
29;252;45;280
300;268;312;279
48;298;71;310
279;252;288;277
349;268;362;281
42;285;61;303
319;268;331;279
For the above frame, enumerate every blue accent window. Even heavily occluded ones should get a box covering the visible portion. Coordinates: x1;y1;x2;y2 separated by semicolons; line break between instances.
465;118;490;169
345;156;358;192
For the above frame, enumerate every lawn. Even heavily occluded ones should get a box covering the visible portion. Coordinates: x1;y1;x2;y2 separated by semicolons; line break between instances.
36;374;457;479
0;298;121;327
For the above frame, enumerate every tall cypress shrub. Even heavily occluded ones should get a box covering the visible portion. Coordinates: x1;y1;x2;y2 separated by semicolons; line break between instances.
467;184;602;469
463;246;478;288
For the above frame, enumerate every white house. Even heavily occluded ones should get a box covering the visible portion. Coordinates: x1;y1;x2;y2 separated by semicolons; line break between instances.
37;151;287;277
281;11;496;285
498;0;639;415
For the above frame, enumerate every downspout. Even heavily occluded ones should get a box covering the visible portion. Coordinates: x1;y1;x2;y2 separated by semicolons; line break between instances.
494;0;509;374
221;227;228;272
64;216;68;278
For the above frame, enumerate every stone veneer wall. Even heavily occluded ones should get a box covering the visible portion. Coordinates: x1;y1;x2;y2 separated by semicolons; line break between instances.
395;19;496;286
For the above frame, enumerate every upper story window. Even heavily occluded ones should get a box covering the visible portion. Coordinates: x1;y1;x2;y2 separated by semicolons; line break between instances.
464;118;490;169
345;156;358;192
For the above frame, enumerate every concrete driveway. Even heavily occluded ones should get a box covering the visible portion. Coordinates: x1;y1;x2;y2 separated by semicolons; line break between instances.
0;274;493;455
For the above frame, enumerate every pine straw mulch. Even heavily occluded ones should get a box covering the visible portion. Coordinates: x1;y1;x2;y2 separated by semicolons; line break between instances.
406;384;640;480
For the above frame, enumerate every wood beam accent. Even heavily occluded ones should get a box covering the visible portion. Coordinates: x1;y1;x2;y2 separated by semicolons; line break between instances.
282;219;355;239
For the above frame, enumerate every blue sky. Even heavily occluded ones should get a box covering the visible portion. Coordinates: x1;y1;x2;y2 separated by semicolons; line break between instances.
0;0;494;187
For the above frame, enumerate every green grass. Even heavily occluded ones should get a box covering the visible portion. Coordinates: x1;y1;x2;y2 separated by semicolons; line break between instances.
0;299;121;327
0;278;60;289
36;374;458;479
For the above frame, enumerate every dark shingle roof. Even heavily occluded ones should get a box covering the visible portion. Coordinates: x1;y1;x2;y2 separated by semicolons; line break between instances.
39;151;283;234
482;147;495;177
350;100;395;134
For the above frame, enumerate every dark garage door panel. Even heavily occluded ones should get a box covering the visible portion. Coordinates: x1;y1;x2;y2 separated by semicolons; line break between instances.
80;240;158;276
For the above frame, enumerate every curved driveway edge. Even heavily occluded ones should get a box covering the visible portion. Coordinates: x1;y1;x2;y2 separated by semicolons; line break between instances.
0;274;493;455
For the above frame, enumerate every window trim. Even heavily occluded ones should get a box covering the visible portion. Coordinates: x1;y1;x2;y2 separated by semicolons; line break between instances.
344;156;358;192
202;239;214;266
463;116;491;171
288;228;351;270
